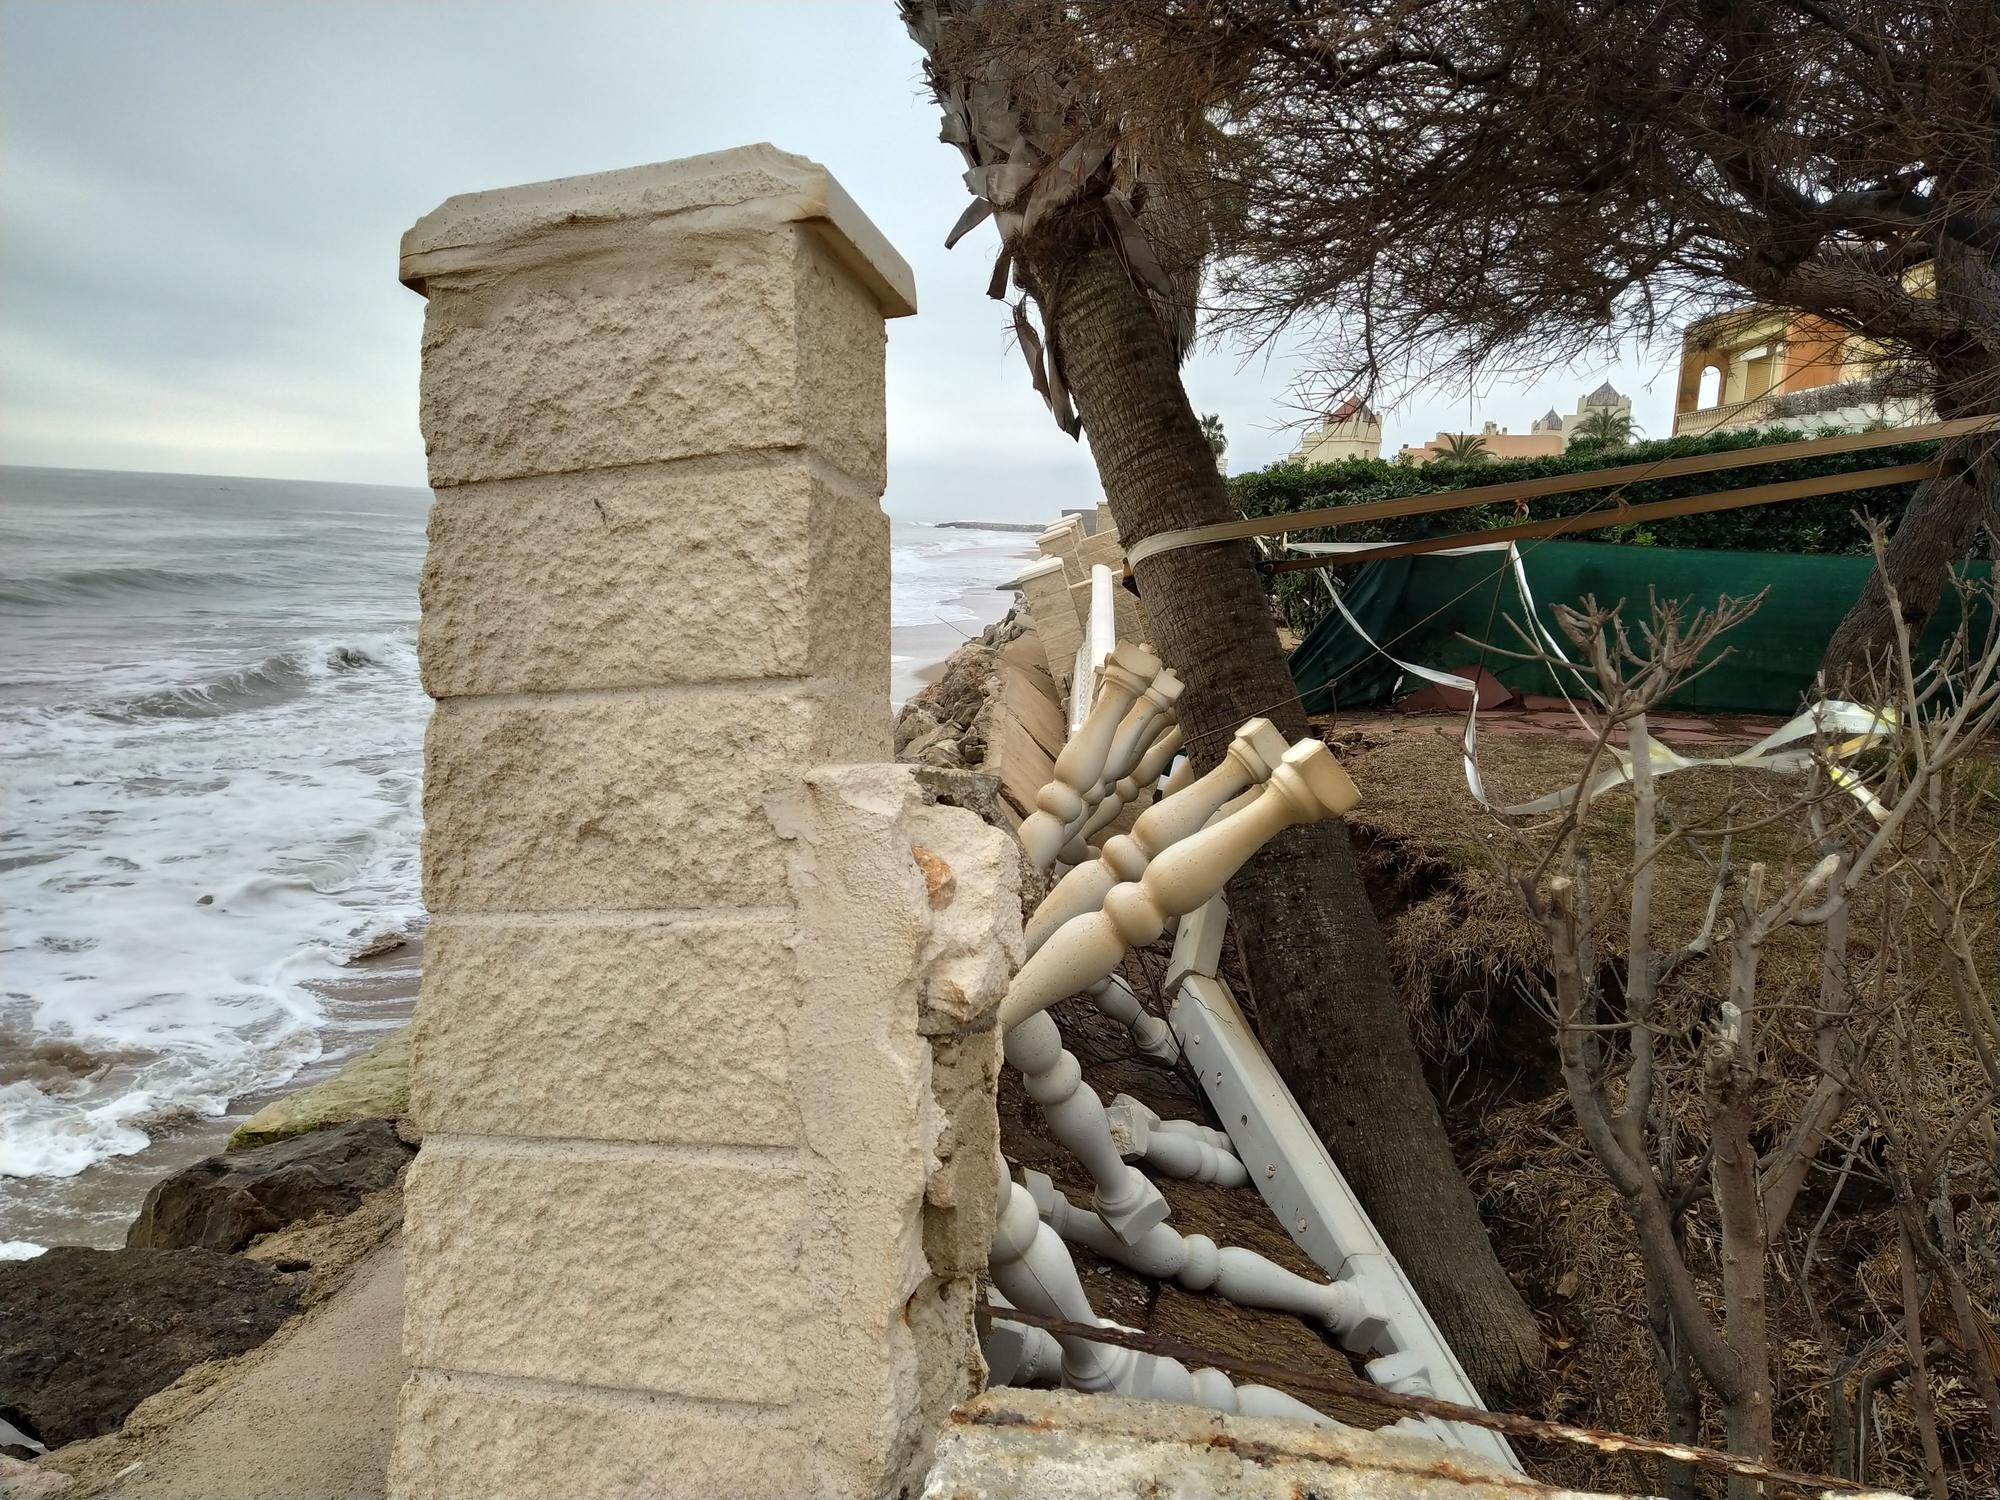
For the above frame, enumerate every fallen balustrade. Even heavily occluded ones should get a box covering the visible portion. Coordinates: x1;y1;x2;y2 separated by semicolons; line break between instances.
1080;974;1179;1065
999;738;1360;1035
1022;717;1291;955
992;610;1522;1472
1163;897;1520;1471
1076;722;1183;844
998;731;1353;1243
1056;667;1181;865
1103;1093;1248;1187
987;1170;1339;1427
1020;639;1160;870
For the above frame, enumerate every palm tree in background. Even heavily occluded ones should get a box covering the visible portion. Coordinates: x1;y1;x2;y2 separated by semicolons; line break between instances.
1437;432;1491;463
1199;412;1227;471
1568;407;1640;450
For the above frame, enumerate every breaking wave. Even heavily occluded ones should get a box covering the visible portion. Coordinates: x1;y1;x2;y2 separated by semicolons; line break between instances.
0;564;245;610
92;640;408;723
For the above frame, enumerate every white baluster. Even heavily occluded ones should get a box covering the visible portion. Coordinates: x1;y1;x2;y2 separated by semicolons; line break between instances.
1367;1347;1438;1397
982;1290;1063;1387
1096;669;1183;805
1057;671;1184;864
1083;974;1179;1064
1023;1171;1373;1340
1004;1010;1168;1242
1076;721;1184;845
1025;719;1290;956
988;1172;1338;1425
1152;1114;1235;1155
1020;642;1161;871
1000;740;1360;1032
1104;1094;1248;1187
988;1170;1123;1391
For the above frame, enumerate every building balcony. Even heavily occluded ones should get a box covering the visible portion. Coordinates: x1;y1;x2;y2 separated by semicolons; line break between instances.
1671;393;1779;436
1675;376;1933;439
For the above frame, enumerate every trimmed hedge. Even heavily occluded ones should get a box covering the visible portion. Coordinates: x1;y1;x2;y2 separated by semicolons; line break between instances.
1229;424;1938;632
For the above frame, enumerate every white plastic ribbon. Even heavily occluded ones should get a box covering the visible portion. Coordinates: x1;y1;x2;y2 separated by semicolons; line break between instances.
1464;700;1896;819
1295;540;1895;821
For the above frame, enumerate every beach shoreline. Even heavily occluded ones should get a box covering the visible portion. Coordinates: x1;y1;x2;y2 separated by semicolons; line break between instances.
2;943;423;1254
6;515;1036;1257
892;573;1030;704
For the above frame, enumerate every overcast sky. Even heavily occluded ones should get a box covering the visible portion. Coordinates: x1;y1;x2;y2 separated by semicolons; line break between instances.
0;1;1678;522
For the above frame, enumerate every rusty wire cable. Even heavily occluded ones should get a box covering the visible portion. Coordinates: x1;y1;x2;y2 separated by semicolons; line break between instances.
977;1302;1888;1495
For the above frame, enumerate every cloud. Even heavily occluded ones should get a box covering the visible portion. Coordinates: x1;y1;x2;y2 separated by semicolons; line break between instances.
0;0;1681;521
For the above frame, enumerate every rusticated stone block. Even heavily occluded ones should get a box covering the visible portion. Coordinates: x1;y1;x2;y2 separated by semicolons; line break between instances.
391;1374;815;1500
420;457;886;698
413;224;890;491
403;1139;811;1403
1077;529;1124;574
422;683;885;914
415;914;801;1144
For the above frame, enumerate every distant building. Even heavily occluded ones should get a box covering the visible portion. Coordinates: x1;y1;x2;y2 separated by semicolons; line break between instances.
1531;381;1634;441
1399;421;1563;464
1397;384;1633;463
1286;398;1383;464
1672;291;1932;437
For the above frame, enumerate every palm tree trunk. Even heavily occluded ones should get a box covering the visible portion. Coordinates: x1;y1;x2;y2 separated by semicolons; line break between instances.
1037;241;1545;1397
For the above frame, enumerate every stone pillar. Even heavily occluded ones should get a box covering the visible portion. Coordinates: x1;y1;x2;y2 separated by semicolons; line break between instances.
1037;516;1089;587
1016;556;1084;692
391;145;1017;1499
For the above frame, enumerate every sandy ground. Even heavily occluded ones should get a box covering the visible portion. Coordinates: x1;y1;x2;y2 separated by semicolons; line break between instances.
90;1242;397;1499
101;1241;401;1500
42;1194;405;1500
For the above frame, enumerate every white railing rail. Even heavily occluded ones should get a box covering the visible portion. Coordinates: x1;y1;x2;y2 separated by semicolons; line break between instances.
1165;897;1522;1473
1068;562;1120;731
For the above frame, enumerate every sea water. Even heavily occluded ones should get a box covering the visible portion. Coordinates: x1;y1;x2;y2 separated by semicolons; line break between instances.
0;467;1031;1252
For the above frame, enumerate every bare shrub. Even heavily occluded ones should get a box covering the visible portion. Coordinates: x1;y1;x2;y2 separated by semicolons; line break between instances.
1482;527;1999;1494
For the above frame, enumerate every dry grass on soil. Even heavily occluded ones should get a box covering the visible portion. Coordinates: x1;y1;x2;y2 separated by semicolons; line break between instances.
1317;710;1998;1497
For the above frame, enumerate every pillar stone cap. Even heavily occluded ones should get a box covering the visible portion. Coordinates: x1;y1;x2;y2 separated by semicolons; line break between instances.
399;142;916;318
1013;556;1069;588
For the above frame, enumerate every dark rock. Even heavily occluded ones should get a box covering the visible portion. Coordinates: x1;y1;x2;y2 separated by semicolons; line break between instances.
126;1117;413;1254
911;766;1006;828
2;1444;40;1461
979;603;1028;647
913;737;967;771
0;1246;299;1447
930;643;999;730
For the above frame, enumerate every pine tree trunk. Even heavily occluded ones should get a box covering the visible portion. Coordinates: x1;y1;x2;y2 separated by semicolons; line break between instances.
1035;241;1545;1396
1822;238;2000;686
1820;439;2000;686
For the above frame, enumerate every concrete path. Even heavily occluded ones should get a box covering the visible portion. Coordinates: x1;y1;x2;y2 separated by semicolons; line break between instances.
106;1241;401;1499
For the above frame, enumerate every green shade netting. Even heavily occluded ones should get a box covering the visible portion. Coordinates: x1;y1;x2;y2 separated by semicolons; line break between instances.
1288;540;1994;716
